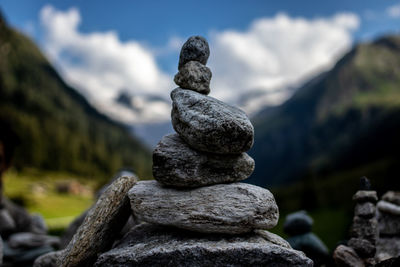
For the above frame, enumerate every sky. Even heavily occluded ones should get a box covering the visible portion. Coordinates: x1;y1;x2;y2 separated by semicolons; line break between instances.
1;0;400;124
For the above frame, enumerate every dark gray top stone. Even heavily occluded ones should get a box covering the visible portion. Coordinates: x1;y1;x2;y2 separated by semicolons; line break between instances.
153;133;254;187
171;88;254;154
178;36;210;70
94;223;313;267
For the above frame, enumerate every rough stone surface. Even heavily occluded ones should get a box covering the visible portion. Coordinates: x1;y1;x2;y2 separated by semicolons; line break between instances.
283;210;313;235
333;245;365;267
355;202;376;219
59;210;88;249
8;232;60;249
254;229;292;249
353;190;378;203
33;250;64;267
95;223;312;267
58;175;137;267
376;237;400;263
348;237;376;258
174;61;212;94
382;191;400;206
129;181;279;234
377;209;400;235
153;134;255;187
351;216;378;243
171;88;254;154
178;36;210;70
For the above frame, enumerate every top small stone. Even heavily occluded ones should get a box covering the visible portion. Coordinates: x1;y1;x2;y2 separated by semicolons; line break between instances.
178;36;210;70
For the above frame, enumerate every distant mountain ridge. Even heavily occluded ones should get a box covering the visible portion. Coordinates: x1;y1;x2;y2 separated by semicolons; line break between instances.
248;35;400;192
0;11;152;180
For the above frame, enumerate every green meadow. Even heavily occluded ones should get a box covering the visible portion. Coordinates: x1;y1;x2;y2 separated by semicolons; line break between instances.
3;169;97;232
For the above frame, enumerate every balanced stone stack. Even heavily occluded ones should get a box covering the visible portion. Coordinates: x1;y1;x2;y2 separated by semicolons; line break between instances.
376;191;400;262
94;36;312;266
283;210;329;266
334;177;378;267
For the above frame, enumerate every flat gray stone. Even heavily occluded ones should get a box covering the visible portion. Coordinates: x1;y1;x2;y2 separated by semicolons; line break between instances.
58;175;137;267
382;191;400;206
95;223;312;267
333;245;365;267
171;88;254;154
355;202;376;219
348;237;376;258
153;134;255;187
377;200;400;215
174;61;212;94
8;232;60;249
129;181;279;234
178;36;210;70
353;190;378;203
33;250;64;267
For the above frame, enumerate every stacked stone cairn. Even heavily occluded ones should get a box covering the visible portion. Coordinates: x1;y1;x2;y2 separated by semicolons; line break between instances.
97;36;310;266
36;36;313;267
334;177;379;267
283;210;329;266
376;191;400;262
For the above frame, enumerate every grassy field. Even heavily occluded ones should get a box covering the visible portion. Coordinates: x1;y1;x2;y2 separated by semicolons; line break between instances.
3;169;98;231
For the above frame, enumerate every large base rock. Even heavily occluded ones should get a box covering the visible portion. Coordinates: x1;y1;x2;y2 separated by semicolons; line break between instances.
95;224;312;267
129;181;279;234
171;88;254;154
153;134;254;187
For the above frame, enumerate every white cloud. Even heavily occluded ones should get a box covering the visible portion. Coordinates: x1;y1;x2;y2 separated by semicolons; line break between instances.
39;6;359;124
40;5;173;123
387;3;400;18
208;12;360;108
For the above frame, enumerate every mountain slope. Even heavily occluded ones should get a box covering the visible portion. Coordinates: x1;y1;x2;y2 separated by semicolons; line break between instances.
0;12;152;180
248;35;400;194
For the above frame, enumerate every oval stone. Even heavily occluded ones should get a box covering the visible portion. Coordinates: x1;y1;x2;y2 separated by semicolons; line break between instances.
129;181;279;234
171;88;254;154
153;134;254;187
178;36;210;70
